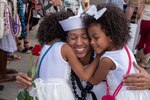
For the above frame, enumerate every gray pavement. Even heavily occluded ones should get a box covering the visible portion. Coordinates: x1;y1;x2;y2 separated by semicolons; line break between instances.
0;28;38;100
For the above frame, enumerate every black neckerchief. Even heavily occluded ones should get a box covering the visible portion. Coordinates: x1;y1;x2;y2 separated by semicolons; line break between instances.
71;51;97;100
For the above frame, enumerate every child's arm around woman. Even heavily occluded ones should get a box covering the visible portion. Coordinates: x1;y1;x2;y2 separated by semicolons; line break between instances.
62;43;101;81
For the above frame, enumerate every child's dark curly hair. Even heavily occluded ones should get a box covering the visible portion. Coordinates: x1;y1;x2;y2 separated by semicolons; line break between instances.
37;11;73;46
84;3;131;48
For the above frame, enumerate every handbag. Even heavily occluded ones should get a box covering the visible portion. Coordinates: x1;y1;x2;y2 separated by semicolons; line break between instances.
102;46;132;100
101;80;115;100
101;94;115;100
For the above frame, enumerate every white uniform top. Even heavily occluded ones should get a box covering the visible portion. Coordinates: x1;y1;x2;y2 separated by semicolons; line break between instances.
101;46;150;100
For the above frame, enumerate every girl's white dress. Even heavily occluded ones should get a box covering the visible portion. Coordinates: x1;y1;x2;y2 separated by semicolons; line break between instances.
29;42;74;100
101;46;150;100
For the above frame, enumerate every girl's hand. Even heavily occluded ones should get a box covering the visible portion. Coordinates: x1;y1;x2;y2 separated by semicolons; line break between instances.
16;72;32;90
123;62;150;90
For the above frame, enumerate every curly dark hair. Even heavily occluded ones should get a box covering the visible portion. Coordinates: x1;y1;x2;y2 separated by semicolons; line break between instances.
84;3;131;48
37;11;73;46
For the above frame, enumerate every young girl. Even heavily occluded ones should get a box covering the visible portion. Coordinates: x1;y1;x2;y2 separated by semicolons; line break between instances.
136;0;150;69
26;11;100;100
83;4;150;100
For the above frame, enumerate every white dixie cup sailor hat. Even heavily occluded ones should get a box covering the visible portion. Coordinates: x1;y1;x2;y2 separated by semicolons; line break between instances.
59;5;85;31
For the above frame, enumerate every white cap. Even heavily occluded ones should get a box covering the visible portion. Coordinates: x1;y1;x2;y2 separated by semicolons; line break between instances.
59;16;85;31
59;5;85;31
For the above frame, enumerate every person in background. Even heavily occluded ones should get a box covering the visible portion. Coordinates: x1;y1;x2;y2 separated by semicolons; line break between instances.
16;0;33;53
30;0;43;28
52;0;90;14
105;0;125;9
0;0;17;82
124;0;139;21
135;0;150;69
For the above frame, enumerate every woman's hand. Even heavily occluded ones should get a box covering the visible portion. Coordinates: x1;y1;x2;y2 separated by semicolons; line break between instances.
123;62;150;90
52;0;62;7
16;72;32;90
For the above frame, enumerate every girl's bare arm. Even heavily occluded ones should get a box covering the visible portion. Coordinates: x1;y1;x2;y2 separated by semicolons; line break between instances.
62;44;100;81
89;57;115;85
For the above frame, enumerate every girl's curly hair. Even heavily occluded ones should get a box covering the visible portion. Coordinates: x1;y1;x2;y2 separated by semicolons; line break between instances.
84;3;131;48
37;11;73;46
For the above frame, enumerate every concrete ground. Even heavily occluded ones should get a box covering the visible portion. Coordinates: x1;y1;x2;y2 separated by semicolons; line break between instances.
0;28;38;100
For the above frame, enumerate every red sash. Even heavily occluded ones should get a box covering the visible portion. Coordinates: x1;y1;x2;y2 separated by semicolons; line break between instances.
102;46;132;100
